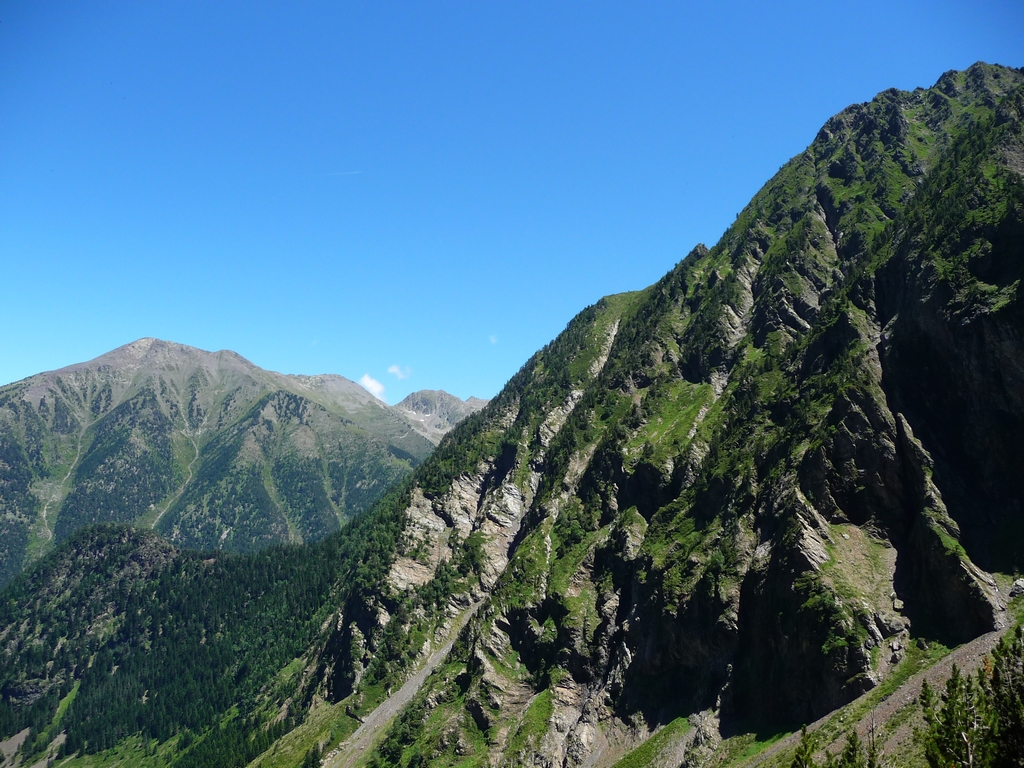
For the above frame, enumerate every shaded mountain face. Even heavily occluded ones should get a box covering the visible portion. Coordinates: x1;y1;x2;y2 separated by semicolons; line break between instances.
0;339;475;585
1;63;1022;768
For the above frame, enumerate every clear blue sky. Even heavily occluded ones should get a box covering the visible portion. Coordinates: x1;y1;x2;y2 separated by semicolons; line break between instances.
2;2;1021;403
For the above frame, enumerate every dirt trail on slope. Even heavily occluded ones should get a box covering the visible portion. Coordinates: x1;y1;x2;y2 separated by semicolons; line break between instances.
740;627;1010;768
38;425;87;543
152;431;201;529
324;602;481;768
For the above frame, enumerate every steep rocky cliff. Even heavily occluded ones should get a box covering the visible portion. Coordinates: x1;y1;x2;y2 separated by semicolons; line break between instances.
307;63;1024;767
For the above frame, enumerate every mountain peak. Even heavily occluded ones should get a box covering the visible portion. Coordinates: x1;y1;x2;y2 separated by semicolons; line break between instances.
0;339;456;582
395;389;489;443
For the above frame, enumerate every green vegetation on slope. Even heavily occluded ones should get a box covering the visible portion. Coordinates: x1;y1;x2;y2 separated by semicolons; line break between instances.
0;476;413;768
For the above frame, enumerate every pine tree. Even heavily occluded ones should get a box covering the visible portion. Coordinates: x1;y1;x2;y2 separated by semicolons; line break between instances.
792;726;816;768
986;626;1024;768
920;666;993;768
828;730;867;768
302;742;323;768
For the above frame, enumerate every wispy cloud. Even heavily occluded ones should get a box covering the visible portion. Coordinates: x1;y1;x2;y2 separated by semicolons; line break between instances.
388;365;410;380
359;373;385;400
489;334;498;344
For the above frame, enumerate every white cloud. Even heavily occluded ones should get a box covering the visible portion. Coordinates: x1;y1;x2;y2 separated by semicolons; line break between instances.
489;334;498;344
359;373;386;400
388;364;410;380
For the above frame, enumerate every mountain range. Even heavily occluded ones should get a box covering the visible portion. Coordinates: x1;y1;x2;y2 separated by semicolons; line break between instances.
1;62;1022;768
0;338;485;587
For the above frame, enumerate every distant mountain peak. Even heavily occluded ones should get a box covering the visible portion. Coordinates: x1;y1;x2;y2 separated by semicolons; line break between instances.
397;389;464;413
395;389;489;443
0;339;473;583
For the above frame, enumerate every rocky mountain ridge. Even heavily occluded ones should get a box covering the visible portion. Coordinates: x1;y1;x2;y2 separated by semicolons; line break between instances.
0;338;484;586
302;61;1024;768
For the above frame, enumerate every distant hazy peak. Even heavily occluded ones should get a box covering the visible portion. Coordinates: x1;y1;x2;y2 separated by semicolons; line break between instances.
397;389;460;411
394;389;489;444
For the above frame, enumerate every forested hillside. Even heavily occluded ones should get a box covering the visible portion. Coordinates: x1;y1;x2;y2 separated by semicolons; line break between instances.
0;500;413;768
1;62;1022;768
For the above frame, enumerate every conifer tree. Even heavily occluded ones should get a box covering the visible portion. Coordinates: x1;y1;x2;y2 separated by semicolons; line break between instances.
920;666;992;768
986;626;1024;768
792;726;815;768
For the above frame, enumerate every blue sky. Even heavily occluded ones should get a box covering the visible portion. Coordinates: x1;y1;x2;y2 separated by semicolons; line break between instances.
1;2;1021;403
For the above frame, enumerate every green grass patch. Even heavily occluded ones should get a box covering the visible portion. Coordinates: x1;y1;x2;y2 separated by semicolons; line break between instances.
248;699;358;768
502;688;553;761
494;519;554;611
624;381;713;468
610;716;690;768
716;728;792;768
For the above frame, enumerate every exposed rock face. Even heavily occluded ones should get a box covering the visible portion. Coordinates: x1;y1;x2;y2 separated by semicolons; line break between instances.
311;64;1024;768
388;489;453;591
